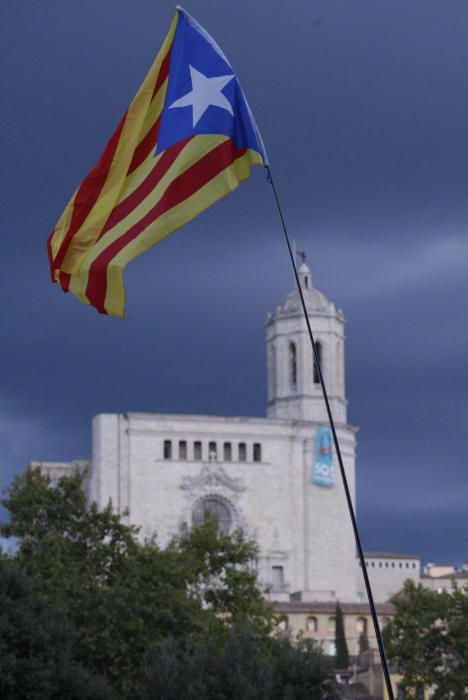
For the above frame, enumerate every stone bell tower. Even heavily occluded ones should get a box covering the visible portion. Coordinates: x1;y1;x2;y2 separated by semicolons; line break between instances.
265;259;347;425
265;259;358;602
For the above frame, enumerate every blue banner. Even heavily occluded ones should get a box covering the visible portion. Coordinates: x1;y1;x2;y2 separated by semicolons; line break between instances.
312;426;335;488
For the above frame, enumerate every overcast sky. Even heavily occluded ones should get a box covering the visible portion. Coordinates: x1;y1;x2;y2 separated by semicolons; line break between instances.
1;0;467;567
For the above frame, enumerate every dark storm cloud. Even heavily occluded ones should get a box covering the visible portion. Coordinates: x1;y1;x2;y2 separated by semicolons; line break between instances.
1;1;467;564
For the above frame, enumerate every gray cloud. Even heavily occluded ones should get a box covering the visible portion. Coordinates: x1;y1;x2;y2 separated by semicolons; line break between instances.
1;0;466;566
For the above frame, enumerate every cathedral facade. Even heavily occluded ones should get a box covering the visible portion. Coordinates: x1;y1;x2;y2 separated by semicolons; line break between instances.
86;260;359;602
34;262;426;668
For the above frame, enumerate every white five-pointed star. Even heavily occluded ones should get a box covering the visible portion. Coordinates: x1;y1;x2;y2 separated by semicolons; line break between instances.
169;65;235;127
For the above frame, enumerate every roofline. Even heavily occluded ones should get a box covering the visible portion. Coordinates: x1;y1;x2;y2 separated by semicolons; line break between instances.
272;601;395;614
94;411;358;432
364;551;420;560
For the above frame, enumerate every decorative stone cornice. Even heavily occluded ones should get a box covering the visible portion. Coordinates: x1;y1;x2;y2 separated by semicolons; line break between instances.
180;465;246;493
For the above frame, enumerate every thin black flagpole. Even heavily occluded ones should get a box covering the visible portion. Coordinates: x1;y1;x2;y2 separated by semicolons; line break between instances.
265;165;395;700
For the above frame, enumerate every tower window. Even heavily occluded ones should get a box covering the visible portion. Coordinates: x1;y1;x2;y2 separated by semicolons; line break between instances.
268;344;276;402
238;442;247;461
304;275;309;288
314;341;322;384
178;440;187;460
163;440;172;460
253;443;262;462
289;342;297;389
194;441;202;460
223;442;232;462
336;340;344;394
192;496;232;534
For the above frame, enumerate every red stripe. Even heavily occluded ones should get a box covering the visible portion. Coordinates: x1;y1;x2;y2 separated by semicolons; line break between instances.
51;44;172;275
127;115;162;175
152;47;172;100
126;48;173;175
97;138;191;242
86;140;246;313
59;271;71;292
46;231;56;281
47;232;69;291
52;112;127;272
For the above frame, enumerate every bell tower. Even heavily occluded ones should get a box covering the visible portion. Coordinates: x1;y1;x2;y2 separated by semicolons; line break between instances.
265;259;347;424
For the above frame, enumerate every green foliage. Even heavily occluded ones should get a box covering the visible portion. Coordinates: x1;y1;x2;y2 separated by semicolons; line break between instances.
170;514;273;635
0;559;114;700
140;622;338;700
334;601;349;669
384;579;468;699
0;468;277;697
1;468;143;692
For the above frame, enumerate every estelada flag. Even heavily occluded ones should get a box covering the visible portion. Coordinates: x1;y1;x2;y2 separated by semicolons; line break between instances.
48;6;267;317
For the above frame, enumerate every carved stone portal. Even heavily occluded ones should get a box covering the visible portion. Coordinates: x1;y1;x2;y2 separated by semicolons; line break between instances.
180;465;245;493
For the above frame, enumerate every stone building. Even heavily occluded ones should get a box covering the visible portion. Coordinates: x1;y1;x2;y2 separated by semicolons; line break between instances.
35;260;423;656
91;260;358;601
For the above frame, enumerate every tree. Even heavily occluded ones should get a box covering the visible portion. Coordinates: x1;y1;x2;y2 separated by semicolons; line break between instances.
140;622;339;700
1;468;275;696
0;559;113;700
170;513;274;636
334;601;349;669
384;580;468;699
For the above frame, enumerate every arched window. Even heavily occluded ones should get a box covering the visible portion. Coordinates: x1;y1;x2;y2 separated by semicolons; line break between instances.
238;442;247;461
356;617;367;635
306;616;318;633
208;441;217;461
336;340;344;394
289;342;297;389
194;441;202;460
178;440;187;460
328;616;336;632
268;344;276;401
192;496;232;534
223;442;232;462
314;342;322;385
271;565;284;591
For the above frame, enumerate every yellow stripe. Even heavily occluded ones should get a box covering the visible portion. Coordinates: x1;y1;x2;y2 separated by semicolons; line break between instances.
66;76;171;298
51;70;169;265
49;190;79;261
132;76;169;156
66;135;231;303
57;12;178;276
103;149;263;317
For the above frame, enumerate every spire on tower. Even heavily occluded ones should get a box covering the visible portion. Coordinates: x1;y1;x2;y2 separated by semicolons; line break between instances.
297;255;312;290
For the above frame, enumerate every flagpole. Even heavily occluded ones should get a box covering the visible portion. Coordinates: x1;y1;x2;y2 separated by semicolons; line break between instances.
265;165;395;700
